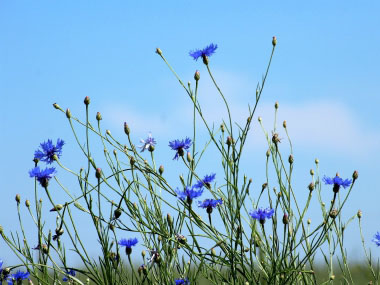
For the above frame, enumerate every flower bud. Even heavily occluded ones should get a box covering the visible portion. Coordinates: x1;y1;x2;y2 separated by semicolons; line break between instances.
315;158;319;164
282;213;289;225
220;124;225;132
202;54;209;65
53;103;61;110
186;152;192;163
130;157;136;167
0;225;3;234
142;250;146;258
25;200;30;208
114;208;122;219
258;116;262;122
96;112;102;121
307;218;311;225
283;120;287;128
272;36;277;46
194;70;200;81
95;168;102;179
124;122;130;135
288;154;294;164
84;96;90;105
272;133;281;145
15;194;21;204
155;48;162;55
159;165;164;175
66;108;72;119
330;275;335;280
50;204;63;212
310;169;314;176
353;170;358;181
357;209;362;219
275;101;279;109
226;136;233;146
167;213;173;228
329;209;338;219
262;183;268;192
106;130;111;136
211;248;216;256
266;149;270;157
308;182;315;192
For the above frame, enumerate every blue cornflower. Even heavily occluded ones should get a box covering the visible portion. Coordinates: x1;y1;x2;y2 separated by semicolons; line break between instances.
249;208;275;225
175;278;190;285
34;139;65;164
194;173;216;189
169;138;192;160
62;269;76;282
0;259;3;277
198;199;223;214
176;186;203;205
118;238;138;255
323;174;352;193
7;270;30;284
139;133;157;152
373;232;380;247
29;166;56;188
189;43;218;63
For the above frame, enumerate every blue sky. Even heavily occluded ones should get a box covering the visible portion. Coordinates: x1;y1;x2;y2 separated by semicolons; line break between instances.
1;1;379;265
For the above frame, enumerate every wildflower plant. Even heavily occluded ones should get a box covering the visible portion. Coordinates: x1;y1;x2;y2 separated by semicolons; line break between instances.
0;37;377;285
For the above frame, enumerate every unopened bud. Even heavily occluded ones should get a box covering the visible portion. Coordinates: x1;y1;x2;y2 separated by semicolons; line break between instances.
106;130;111;136
159;165;164;175
25;200;30;208
155;48;162;55
275;101;279;109
308;182;315;192
330;275;335;280
272;133;281;145
142;250;146;258
53;103;60;110
124;122;130;135
84;96;90;105
50;204;63;212
310;169;314;176
220;124;225;132
283;120;287;128
288;154;294;164
282;213;289;225
186;152;192;163
66;108;72;119
258;116;262;122
357;209;362;219
262;183;268;191
315;158;319;164
353;170;358;181
15;194;21;204
272;36;277;46
96;112;102;121
114;208;122;219
194;70;200;81
211;248;216;256
0;225;3;234
307;218;311;225
226;136;233;146
95;168;102;179
167;214;173;228
130;157;135;166
329;209;338;219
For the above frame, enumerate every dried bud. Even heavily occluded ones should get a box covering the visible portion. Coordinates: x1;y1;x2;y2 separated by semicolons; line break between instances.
159;165;164;175
282;213;289;225
272;36;277;46
288;154;294;164
96;112;102;121
15;194;21;204
50;204;63;212
308;182;315;192
357;209;362;219
95;168;102;179
66;108;72;119
114;208;122;219
84;96;90;105
124;122;130;135
275;101;279;109
25;200;30;208
194;70;200;81
283;120;287;128
353;170;358;181
272;133;281;145
155;48;162;55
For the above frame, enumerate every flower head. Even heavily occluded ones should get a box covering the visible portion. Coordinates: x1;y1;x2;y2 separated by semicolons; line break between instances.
198;199;223;214
139;133;157;152
62;269;76;282
34;139;64;164
29;166;56;188
176;186;203;205
169;138;192;160
175;278;190;285
7;270;30;283
189;43;218;62
249;208;275;224
323;174;352;193
118;238;138;255
194;173;216;189
373;232;380;247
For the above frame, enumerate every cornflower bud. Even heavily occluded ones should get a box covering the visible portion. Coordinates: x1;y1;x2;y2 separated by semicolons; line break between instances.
95;168;102;179
353;170;359;182
288;154;294;164
187;152;192;163
155;48;162;55
275;101;279;109
272;36;277;46
106;130;111;136
15;194;21;204
84;96;90;105
282;213;289;225
310;169;314;176
159;165;164;175
130;157;135;167
25;200;30;208
308;182;315;192
315;158;319;164
220;124;225;132
53;103;61;109
124;122;130;135
50;204;63;212
266;149;271;157
258;116;262;122
66;108;72;119
307;218;311;225
194;70;200;81
283;120;287;128
226;136;233;146
96;112;102;121
114;208;122;219
329;209;338;219
357;209;362;219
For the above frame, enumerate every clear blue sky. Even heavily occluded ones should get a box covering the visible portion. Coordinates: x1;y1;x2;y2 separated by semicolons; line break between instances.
1;1;379;265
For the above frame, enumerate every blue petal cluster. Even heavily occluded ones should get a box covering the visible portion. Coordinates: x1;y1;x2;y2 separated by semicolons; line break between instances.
118;238;138;249
323;175;352;192
176;186;203;204
0;259;3;276
373;232;380;247
7;270;30;284
139;133;157;152
249;208;275;224
194;173;216;189
189;43;218;61
198;199;223;209
62;269;76;282
29;166;56;187
169;138;192;160
34;139;65;164
175;278;190;285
